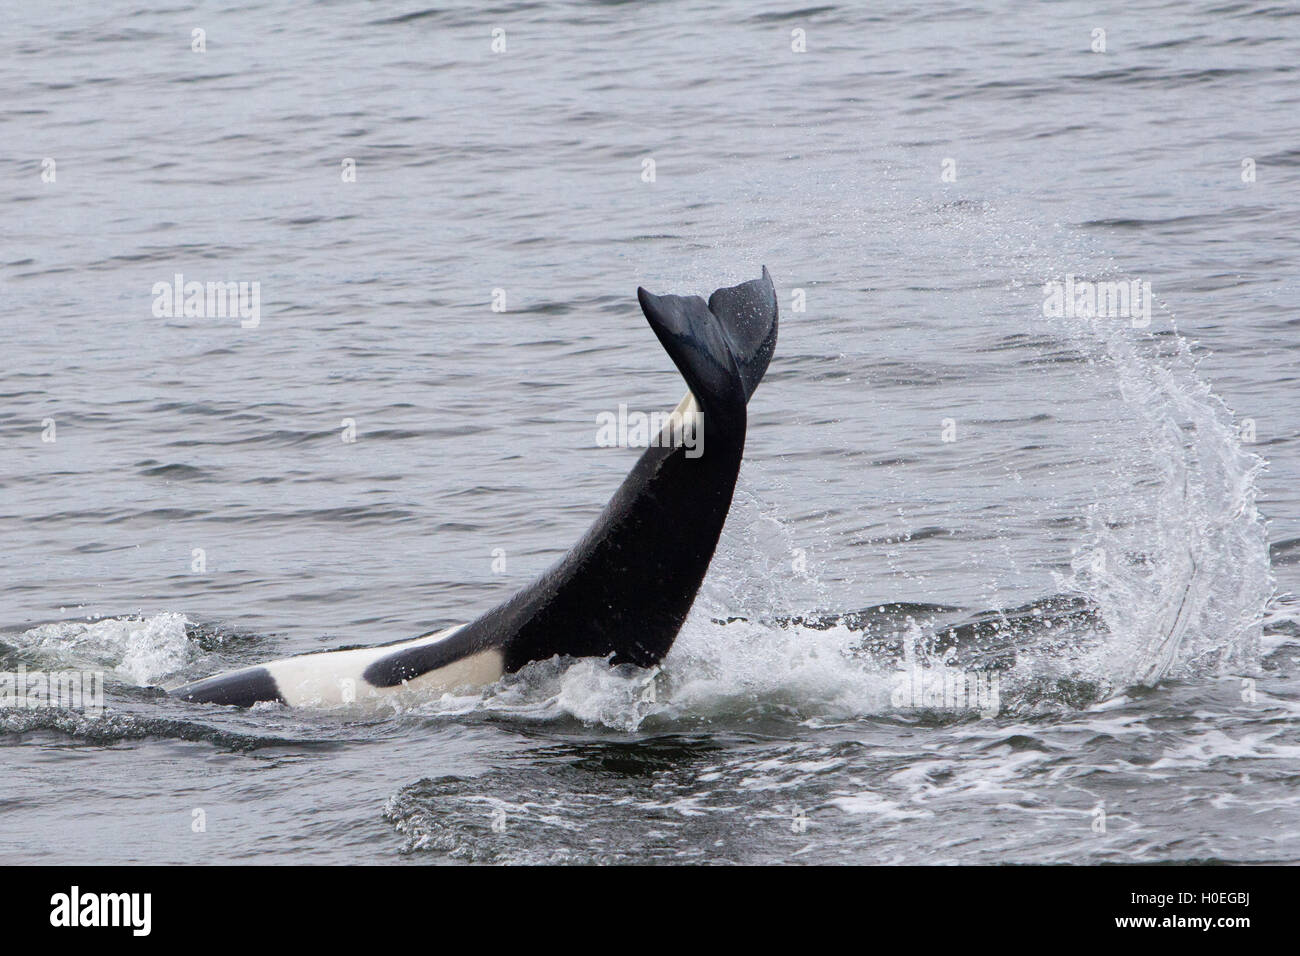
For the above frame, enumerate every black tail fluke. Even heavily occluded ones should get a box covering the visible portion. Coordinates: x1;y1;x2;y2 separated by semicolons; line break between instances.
636;266;778;409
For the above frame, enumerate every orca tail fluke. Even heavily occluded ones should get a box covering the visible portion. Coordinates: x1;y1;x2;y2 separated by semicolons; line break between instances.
636;266;778;410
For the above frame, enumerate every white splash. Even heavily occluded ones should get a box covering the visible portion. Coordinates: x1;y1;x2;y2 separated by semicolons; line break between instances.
1053;301;1272;687
10;613;194;686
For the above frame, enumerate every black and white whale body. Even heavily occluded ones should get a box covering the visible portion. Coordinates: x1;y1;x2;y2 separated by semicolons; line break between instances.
171;269;778;709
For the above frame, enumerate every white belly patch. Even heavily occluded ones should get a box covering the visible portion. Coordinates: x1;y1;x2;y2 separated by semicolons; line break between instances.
262;626;504;709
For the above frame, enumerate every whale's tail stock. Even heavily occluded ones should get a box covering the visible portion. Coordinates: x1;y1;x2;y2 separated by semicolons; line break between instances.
172;268;778;708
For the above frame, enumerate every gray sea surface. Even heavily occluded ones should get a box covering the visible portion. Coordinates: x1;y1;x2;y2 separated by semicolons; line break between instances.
2;0;1298;863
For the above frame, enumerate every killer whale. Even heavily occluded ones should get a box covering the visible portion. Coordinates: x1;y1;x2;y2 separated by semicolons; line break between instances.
171;268;778;708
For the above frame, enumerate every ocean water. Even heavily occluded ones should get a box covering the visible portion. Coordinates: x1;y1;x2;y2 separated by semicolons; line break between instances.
2;0;1299;864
